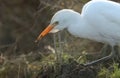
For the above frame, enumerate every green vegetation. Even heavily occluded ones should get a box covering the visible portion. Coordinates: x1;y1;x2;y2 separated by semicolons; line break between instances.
98;63;120;78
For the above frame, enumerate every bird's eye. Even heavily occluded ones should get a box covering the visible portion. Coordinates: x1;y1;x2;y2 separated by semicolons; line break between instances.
54;21;59;25
52;21;59;27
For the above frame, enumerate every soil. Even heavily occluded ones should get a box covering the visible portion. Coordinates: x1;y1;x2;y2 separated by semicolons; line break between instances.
37;59;97;78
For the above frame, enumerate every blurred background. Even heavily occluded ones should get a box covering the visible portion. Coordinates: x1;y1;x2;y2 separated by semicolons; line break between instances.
0;0;120;78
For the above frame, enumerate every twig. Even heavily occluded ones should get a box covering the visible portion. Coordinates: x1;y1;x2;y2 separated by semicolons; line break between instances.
17;63;21;78
53;33;58;61
58;31;62;64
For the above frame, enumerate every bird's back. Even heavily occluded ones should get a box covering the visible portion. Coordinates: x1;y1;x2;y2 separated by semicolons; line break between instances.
81;0;120;45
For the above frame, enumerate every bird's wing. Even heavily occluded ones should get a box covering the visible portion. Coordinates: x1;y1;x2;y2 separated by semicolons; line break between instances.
82;0;120;43
100;7;120;25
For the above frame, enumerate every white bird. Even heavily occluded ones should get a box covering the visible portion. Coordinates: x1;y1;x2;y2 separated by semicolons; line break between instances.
35;0;120;66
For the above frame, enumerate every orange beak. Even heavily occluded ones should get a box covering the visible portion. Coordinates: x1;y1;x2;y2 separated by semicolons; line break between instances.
35;22;58;43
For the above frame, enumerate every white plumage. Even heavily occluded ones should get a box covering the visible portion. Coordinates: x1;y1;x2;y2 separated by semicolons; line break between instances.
36;0;120;65
50;0;120;46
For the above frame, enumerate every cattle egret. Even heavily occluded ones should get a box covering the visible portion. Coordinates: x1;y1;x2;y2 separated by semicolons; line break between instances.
35;0;120;66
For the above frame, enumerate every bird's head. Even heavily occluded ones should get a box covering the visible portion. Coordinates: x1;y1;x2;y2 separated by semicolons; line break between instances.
35;9;77;42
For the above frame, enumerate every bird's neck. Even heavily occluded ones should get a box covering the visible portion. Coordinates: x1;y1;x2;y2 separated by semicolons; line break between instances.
67;15;94;38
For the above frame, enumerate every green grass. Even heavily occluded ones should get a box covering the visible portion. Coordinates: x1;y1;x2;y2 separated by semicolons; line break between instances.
98;63;120;78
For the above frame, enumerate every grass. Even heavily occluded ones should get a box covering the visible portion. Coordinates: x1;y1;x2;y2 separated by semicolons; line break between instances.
98;63;120;78
0;50;120;78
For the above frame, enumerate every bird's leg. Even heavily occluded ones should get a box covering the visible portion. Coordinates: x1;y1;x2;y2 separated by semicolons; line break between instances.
84;46;115;66
86;44;110;60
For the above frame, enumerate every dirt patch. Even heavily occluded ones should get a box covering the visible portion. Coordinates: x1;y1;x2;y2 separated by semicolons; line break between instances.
37;59;97;78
